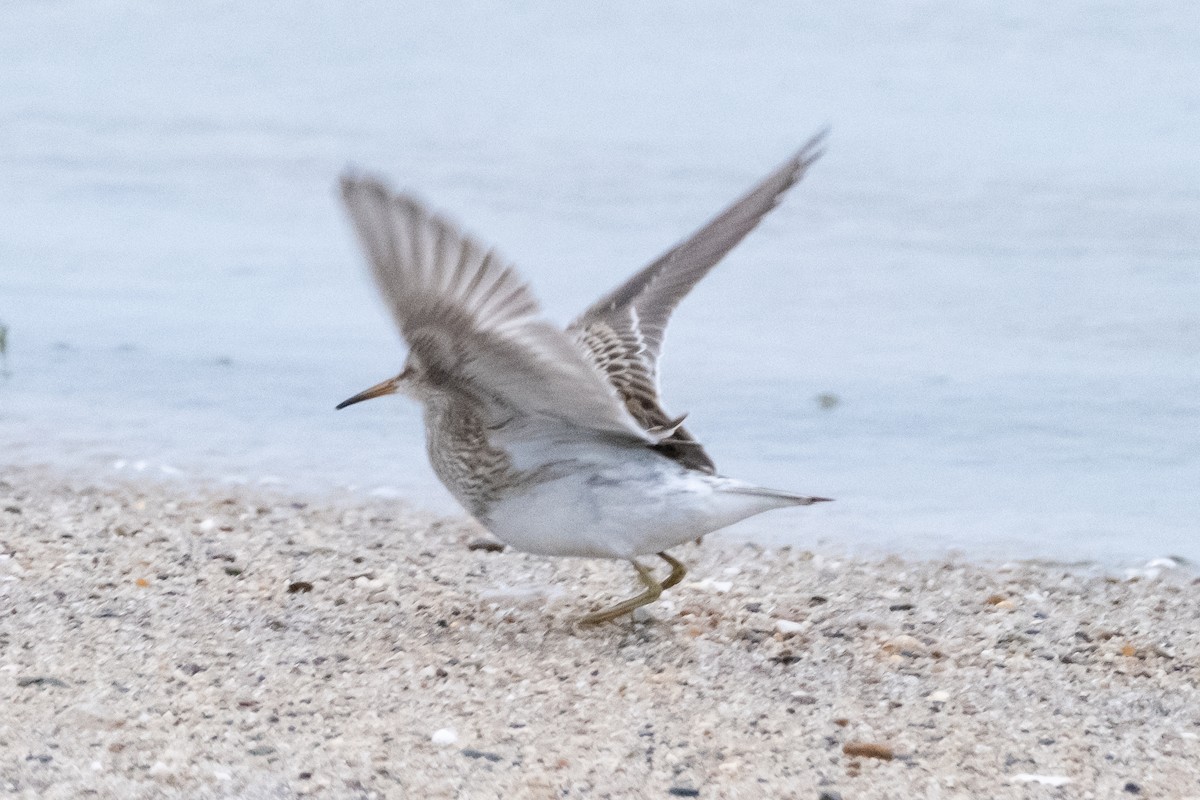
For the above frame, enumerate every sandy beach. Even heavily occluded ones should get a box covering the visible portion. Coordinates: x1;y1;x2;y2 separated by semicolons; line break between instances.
1;466;1198;799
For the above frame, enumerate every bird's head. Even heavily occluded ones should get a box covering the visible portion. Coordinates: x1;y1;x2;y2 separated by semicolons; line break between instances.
335;353;427;410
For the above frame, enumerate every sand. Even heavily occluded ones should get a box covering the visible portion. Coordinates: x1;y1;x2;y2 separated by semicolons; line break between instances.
1;466;1198;799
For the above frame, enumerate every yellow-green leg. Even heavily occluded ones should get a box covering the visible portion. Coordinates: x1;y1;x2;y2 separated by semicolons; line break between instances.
658;551;687;589
577;553;688;625
577;560;662;625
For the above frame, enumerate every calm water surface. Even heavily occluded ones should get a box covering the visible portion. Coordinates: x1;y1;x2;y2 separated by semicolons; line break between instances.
2;1;1198;563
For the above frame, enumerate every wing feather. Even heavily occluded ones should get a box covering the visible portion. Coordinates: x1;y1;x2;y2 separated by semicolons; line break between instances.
341;175;656;442
568;130;828;472
573;129;827;370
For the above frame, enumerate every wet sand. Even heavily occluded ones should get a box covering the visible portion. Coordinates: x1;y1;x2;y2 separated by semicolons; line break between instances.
2;467;1198;799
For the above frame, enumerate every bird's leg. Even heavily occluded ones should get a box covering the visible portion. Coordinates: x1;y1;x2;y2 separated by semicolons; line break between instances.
657;551;687;590
577;560;663;625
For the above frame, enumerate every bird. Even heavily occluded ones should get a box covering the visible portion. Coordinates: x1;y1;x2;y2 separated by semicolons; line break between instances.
336;130;831;624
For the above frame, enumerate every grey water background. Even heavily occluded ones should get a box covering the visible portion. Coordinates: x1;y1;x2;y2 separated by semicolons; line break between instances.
1;2;1197;563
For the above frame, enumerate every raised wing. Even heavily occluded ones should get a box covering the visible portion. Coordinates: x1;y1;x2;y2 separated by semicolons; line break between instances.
341;175;657;442
569;130;827;472
572;130;826;375
572;306;717;472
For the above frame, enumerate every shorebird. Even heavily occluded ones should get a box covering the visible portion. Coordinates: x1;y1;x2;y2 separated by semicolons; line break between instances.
337;130;831;624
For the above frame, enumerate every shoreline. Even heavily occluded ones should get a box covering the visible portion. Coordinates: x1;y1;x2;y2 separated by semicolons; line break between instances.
2;466;1198;798
3;457;1185;572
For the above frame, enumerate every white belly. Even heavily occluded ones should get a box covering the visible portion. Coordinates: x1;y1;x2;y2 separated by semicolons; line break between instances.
480;456;797;559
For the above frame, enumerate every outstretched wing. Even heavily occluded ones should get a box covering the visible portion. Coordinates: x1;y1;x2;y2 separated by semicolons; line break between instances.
569;130;828;472
341;174;657;442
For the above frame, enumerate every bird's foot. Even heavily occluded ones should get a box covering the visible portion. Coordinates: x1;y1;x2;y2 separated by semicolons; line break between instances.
576;552;687;625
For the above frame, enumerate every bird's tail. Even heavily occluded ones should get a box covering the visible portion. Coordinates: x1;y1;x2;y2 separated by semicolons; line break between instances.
725;483;833;507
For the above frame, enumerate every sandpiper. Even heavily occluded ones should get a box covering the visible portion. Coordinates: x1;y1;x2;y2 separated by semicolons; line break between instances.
337;130;831;624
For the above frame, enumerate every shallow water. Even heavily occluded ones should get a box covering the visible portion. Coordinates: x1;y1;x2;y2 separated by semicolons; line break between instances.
2;1;1198;563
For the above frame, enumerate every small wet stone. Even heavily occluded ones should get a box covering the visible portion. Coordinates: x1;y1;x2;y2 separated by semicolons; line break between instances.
17;677;67;688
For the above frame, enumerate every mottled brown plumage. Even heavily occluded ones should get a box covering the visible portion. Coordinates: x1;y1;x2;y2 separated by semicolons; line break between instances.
421;394;515;517
567;129;827;473
336;131;831;623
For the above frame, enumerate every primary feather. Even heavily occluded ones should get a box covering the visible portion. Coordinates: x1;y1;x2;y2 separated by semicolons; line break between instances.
340;176;656;443
340;132;825;466
569;130;827;471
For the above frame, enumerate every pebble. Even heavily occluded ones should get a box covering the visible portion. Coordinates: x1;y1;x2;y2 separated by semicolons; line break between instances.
692;578;733;593
774;619;805;635
842;742;894;761
479;586;561;606
0;553;22;579
1126;557;1183;581
431;728;458;746
17;676;67;688
928;690;951;703
631;606;654;623
883;635;925;655
1012;774;1072;786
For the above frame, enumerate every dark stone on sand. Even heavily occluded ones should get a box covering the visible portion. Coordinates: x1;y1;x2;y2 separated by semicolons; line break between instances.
17;677;67;688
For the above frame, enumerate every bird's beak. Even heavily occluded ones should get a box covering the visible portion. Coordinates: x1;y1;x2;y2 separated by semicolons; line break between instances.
336;374;404;410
